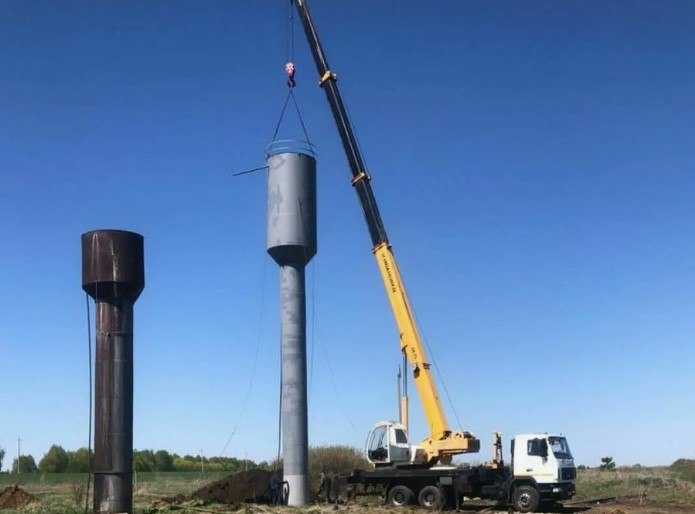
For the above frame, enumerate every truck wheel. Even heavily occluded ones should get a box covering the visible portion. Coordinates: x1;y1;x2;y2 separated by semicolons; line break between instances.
418;485;443;509
387;485;414;507
512;485;540;513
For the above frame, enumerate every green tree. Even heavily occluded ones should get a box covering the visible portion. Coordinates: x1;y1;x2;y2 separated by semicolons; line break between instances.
133;449;156;472
154;450;174;471
0;447;5;472
173;457;197;471
39;445;70;473
11;455;38;473
599;456;616;471
67;448;93;473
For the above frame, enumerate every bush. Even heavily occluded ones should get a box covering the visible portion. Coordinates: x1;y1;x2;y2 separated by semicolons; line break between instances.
671;459;695;483
308;445;370;490
267;445;369;491
173;458;198;471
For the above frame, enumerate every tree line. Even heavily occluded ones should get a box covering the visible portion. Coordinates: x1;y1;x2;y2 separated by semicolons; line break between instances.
0;445;262;474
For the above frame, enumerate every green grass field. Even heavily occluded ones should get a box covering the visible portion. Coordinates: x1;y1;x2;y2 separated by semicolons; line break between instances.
0;471;228;487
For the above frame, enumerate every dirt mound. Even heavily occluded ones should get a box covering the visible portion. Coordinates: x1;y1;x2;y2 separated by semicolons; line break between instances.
0;485;36;509
192;469;275;505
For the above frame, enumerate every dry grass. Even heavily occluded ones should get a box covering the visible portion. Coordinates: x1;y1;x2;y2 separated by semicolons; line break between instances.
576;466;695;507
0;473;224;514
133;475;215;505
2;465;695;513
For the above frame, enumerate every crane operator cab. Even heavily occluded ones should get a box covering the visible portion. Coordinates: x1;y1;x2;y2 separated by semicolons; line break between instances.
366;421;425;466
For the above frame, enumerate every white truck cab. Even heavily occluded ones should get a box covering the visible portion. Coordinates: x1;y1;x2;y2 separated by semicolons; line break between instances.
510;434;576;510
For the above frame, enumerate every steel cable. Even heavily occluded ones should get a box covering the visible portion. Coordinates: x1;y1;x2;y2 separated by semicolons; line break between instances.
218;258;268;457
412;307;467;435
84;293;93;513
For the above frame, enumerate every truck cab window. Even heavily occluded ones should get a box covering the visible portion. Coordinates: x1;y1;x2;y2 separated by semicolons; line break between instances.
527;438;549;457
548;436;573;459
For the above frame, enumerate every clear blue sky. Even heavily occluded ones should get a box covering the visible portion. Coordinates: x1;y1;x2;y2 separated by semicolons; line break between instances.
1;0;694;470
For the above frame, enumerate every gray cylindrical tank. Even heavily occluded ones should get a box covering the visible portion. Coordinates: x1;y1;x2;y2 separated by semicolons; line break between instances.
81;229;144;514
266;149;316;506
267;151;317;266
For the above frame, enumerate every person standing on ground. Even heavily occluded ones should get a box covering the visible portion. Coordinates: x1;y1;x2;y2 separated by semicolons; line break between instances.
318;472;332;503
270;472;281;506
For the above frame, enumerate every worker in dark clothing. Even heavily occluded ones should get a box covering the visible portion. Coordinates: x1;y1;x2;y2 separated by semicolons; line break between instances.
317;472;332;503
269;473;281;506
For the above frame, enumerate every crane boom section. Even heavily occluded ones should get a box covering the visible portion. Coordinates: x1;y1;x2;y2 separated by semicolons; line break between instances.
292;0;387;247
293;0;480;462
374;242;449;439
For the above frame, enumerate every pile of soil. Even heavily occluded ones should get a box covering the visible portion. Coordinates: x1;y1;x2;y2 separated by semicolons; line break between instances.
0;485;36;509
192;469;275;505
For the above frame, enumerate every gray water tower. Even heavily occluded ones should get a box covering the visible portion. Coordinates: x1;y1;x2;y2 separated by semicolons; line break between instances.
266;141;316;506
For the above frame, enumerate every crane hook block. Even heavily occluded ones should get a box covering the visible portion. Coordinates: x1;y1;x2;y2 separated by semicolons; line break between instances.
285;62;296;88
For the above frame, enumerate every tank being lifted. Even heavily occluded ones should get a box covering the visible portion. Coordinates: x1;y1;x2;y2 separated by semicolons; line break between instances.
266;141;316;506
266;142;317;266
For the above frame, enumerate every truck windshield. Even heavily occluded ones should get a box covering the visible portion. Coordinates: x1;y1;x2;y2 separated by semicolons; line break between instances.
548;437;572;459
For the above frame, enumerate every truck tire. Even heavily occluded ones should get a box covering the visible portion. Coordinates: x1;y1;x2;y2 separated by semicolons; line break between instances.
418;485;443;509
387;485;414;507
512;485;540;513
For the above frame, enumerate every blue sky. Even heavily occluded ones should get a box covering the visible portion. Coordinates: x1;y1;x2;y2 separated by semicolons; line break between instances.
1;0;694;470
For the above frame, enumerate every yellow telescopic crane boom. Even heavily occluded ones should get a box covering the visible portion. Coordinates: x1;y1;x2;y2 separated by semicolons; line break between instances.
292;0;480;464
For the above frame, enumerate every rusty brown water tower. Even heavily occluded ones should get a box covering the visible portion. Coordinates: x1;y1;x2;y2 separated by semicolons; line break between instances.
82;230;144;514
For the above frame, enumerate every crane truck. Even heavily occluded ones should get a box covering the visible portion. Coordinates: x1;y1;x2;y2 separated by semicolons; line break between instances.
291;1;577;511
